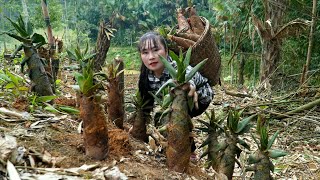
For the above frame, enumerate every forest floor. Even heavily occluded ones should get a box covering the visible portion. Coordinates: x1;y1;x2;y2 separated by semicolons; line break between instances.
0;64;320;180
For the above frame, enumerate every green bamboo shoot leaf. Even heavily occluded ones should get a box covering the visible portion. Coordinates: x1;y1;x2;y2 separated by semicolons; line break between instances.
58;106;80;114
35;95;57;103
268;149;287;159
44;104;60;113
200;150;209;159
159;56;177;79
5;82;15;89
236;114;257;134
184;47;192;67
74;72;85;92
251;133;261;149
84;42;89;55
199;137;211;148
185;58;208;82
196;119;211;128
217;142;228;151
238;139;250;150
196;127;210;133
6;16;28;37
162;94;173;108
155;79;176;95
260;127;269;150
5;32;30;43
18;86;29;91
267;130;280;150
74;46;83;60
17;15;26;32
84;83;101;96
248;154;260;164
158;107;171;122
66;49;77;61
31;33;46;44
149;92;162;105
169;50;179;62
0;74;11;82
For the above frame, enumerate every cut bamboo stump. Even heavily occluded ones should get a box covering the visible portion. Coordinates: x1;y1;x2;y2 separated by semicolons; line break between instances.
80;95;109;160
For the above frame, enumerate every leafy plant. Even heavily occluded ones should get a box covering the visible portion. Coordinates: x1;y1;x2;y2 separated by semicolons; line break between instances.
157;47;207;172
66;42;96;69
3;14;53;96
197;109;224;169
73;59;101;96
216;107;256;179
246;114;287;179
0;70;28;96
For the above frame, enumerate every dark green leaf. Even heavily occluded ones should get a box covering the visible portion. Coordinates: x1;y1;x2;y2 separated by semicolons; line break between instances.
5;32;30;43
169;50;179;62
185;58;207;82
6;16;28;37
159;55;177;79
236;114;257;134
267;130;280;150
155;79;176;95
66;49;77;61
35;95;57;103
248;154;260;164
268;149;287;159
184;47;192;67
31;33;46;44
199;137;211;148
238;139;250;150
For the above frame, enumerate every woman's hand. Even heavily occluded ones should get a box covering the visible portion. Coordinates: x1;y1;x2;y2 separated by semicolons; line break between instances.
182;82;199;109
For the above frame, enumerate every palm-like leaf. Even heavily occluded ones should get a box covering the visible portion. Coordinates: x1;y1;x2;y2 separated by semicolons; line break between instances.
159;55;177;79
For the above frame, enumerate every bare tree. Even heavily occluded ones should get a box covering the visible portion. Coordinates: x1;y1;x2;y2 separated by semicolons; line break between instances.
251;0;310;90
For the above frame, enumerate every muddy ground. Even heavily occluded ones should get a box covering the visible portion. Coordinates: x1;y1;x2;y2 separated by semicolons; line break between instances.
0;66;319;179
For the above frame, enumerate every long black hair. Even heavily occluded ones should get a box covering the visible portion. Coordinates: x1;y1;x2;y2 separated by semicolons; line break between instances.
137;32;168;112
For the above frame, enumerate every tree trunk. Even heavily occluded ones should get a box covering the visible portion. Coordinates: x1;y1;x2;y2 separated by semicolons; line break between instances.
80;95;109;160
24;47;53;96
259;0;287;89
260;39;281;88
94;20;111;72
41;0;59;93
238;53;245;86
300;0;317;87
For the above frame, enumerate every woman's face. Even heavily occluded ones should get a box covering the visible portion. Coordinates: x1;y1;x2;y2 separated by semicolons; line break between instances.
140;39;168;77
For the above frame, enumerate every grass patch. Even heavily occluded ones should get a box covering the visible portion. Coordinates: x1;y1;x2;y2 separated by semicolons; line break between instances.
107;46;141;70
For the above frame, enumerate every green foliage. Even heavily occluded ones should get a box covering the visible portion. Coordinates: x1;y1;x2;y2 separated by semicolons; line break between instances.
74;59;101;96
106;47;140;70
0;70;28;96
66;42;95;69
4;15;46;46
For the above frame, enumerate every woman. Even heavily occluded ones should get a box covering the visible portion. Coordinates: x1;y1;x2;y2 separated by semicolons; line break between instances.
138;31;213;116
137;31;214;160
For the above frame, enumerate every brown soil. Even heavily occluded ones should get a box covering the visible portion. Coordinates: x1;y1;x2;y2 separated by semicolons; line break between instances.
0;65;319;179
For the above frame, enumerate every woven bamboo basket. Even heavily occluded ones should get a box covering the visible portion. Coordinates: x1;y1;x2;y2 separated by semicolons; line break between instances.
189;17;221;86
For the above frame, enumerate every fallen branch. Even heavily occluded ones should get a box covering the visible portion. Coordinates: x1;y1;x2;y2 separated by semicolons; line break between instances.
276;98;320;119
224;90;253;98
0;108;31;120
